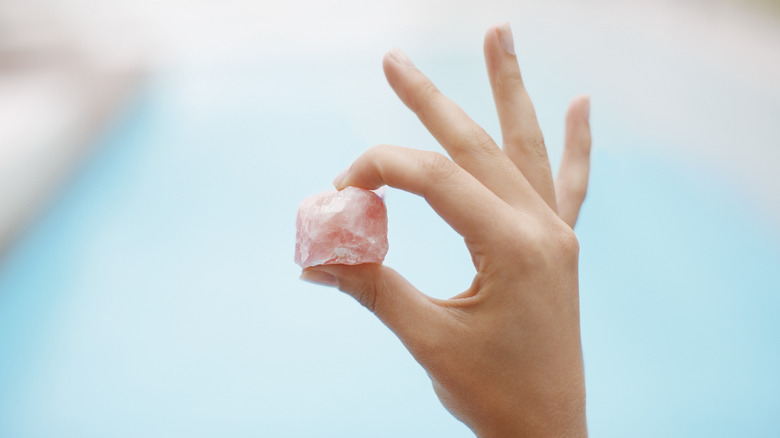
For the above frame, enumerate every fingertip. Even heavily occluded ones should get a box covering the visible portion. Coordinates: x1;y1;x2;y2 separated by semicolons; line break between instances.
382;48;401;85
309;263;383;289
385;47;414;69
566;94;591;124
497;22;515;55
332;166;350;190
310;263;385;311
484;22;515;64
382;48;418;107
300;268;340;288
484;22;500;43
382;49;396;73
578;94;591;121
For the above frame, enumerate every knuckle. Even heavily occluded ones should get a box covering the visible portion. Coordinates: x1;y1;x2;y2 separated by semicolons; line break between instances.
560;177;588;205
579;131;592;153
542;221;580;265
469;130;498;155
495;70;524;94
527;137;549;161
409;80;440;112
490;219;540;267
501;217;579;268
344;266;394;318
365;143;392;160
555;225;580;259
348;281;379;315
505;134;548;162
419;80;440;101
422;151;457;180
571;184;588;203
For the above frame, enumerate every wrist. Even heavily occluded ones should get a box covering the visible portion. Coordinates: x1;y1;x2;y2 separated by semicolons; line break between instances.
473;378;587;437
476;407;587;438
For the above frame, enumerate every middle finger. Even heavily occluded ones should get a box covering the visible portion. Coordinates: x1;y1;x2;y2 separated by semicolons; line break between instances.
483;23;557;210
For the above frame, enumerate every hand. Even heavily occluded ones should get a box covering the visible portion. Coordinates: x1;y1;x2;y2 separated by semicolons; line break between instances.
301;22;592;437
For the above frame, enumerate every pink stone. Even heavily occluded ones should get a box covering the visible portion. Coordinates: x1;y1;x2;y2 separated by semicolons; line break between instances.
295;186;388;268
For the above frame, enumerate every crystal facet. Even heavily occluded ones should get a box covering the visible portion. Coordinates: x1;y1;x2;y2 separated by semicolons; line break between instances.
295;187;388;268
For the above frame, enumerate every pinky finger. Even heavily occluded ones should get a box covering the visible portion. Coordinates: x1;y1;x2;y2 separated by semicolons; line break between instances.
555;95;591;228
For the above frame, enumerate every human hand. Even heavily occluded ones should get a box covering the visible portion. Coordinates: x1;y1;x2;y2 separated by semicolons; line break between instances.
301;22;592;437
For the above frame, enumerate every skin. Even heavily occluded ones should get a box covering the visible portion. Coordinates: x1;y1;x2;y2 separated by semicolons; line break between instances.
300;22;592;437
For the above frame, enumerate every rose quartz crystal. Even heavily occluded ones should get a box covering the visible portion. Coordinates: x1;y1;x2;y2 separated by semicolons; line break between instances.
295;186;388;268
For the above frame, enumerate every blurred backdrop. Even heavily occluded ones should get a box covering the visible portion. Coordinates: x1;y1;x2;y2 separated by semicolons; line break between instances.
0;0;779;436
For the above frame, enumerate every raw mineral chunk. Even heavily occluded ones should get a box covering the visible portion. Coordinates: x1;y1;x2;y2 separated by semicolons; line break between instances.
295;187;388;268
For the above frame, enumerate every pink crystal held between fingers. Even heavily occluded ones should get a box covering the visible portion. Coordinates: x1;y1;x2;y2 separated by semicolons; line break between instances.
295;187;388;268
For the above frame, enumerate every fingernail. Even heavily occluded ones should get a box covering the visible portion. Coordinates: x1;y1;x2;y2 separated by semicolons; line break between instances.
332;167;349;189
373;186;386;200
389;47;415;67
583;95;591;121
497;22;515;55
300;269;340;288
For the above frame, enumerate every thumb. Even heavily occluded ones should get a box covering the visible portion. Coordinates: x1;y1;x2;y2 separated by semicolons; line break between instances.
300;263;440;346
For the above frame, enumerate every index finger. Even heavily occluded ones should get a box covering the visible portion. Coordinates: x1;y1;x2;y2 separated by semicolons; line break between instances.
383;48;538;211
334;145;518;247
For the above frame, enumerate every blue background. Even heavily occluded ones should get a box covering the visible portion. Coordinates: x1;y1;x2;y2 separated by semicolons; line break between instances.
1;47;779;437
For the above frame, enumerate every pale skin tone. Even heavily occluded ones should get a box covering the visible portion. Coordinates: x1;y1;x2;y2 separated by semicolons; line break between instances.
300;23;592;437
